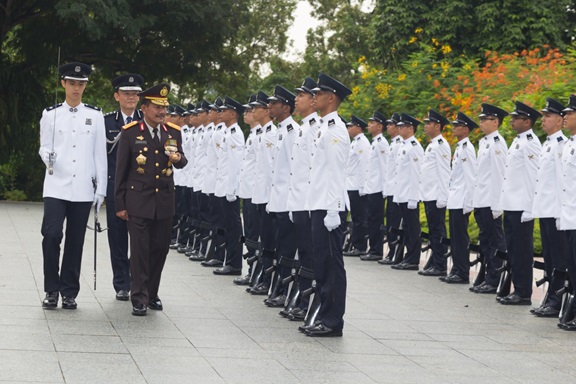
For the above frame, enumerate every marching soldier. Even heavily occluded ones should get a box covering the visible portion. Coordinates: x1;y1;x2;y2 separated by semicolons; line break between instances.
530;98;568;317
114;82;188;316
39;62;107;309
343;115;370;257
104;73;144;301
443;112;477;284
391;114;424;271
498;101;542;305
360;112;389;261
418;109;451;276
471;104;508;294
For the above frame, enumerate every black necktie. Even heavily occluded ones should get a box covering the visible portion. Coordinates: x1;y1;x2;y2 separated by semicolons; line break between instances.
153;127;160;146
126;116;132;124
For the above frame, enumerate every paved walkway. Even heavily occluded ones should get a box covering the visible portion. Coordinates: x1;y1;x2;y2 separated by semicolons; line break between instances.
0;201;574;384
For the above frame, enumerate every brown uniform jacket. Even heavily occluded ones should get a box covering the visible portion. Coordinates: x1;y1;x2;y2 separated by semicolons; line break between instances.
114;120;187;220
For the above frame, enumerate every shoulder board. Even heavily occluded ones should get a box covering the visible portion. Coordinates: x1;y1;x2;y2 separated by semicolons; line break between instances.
309;118;317;126
104;111;115;117
231;127;236;133
527;133;533;140
328;119;335;126
287;124;293;132
135;109;143;119
411;140;417;146
45;103;62;111
166;121;181;131
463;142;468;147
266;126;271;132
183;127;189;133
438;138;443;144
256;128;263;135
377;137;382;142
122;121;138;130
494;136;500;142
558;136;564;142
84;104;101;111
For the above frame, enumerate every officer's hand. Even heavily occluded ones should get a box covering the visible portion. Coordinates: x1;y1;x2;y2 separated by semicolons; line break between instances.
116;210;128;221
436;200;447;209
41;152;56;167
288;211;293;222
169;152;181;163
265;204;270;213
492;210;503;219
324;210;340;231
556;218;561;230
226;194;237;202
359;189;366;197
93;194;105;213
520;211;534;223
407;200;418;210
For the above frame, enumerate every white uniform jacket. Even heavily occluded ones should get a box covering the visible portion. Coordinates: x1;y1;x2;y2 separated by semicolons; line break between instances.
420;135;451;203
447;137;477;210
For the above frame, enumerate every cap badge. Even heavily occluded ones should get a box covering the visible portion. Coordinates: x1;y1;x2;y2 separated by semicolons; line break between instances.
129;76;134;83
160;86;168;97
75;66;81;73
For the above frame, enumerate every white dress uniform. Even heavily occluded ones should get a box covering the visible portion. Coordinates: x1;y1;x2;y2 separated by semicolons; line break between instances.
420;135;451;204
447;138;477;210
306;111;350;212
252;122;277;205
286;113;319;211
532;130;566;218
363;133;389;195
195;123;214;193
173;124;190;187
473;131;508;209
499;129;542;212
393;136;424;204
560;136;576;230
39;102;107;201
385;136;402;198
191;125;205;192
238;125;260;199
183;126;198;189
215;123;245;198
268;116;299;212
345;133;370;193
202;123;225;194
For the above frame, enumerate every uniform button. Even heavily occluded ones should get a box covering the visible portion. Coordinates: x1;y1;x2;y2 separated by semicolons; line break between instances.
73;174;75;177
73;145;76;148
73;160;75;162
155;188;159;192
156;163;159;167
131;186;134;189
155;150;159;154
156;175;159;179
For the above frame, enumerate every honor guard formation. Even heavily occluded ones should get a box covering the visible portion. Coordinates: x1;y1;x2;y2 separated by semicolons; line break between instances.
38;61;576;337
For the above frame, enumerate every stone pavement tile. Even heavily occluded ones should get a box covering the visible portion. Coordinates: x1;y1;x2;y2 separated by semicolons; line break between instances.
197;347;270;359
133;355;219;379
0;329;54;351
277;358;358;372
291;370;377;384
206;357;298;384
0;350;63;383
344;318;419;335
144;374;227;384
316;336;398;355
427;333;509;351
378;339;460;357
164;305;228;320
47;319;117;336
0;305;47;320
345;354;443;384
0;288;43;306
58;352;145;384
111;318;185;338
42;305;109;322
122;336;201;357
258;340;332;354
52;334;128;354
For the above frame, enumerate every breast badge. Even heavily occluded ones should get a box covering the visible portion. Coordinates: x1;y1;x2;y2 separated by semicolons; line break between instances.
136;153;147;165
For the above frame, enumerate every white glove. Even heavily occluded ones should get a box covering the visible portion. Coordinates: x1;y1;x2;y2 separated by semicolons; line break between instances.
265;204;270;213
226;194;237;202
436;200;447;209
324;210;340;231
407;200;418;210
41;152;56;167
93;194;105;213
463;203;474;215
520;211;534;223
492;210;503;219
556;218;561;230
359;189;366;197
288;211;293;222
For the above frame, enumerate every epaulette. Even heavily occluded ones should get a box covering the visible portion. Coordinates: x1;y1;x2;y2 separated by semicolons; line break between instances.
494;136;500;142
527;133;533;140
438;138;443;144
377;137;382;142
84;104;101;111
287;124;293;132
256;128;263;135
328;119;335;126
411;140;417;146
463;142;468;147
231;127;236;133
166;121;181;131
45;103;62;111
266;126;271;132
309;118;317;126
122;121;138;130
558;136;564;142
104;111;116;117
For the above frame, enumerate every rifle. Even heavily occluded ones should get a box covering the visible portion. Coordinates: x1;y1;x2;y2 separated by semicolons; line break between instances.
557;275;574;326
342;220;353;253
495;250;511;299
202;223;226;261
469;243;484;288
420;231;432;270
48;47;61;175
388;221;405;264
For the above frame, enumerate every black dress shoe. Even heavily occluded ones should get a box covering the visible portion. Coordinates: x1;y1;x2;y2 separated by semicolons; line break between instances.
189;253;205;261
250;284;269;295
201;259;223;267
561;319;576;330
233;275;251;285
360;253;382;261
305;323;343;337
378;256;394;265
473;284;497;294
499;293;531;306
213;265;242;276
42;292;59;309
288;307;306;321
343;249;367;257
132;304;147;316
418;267;447;276
169;242;179;250
116;290;130;301
62;297;77;310
391;262;419;271
298;320;322;333
265;295;287;307
148;297;163;311
444;274;469;284
185;249;198;257
533;306;560;317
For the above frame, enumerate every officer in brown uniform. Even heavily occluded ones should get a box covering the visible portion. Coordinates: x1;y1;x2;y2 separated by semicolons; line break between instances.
114;82;188;316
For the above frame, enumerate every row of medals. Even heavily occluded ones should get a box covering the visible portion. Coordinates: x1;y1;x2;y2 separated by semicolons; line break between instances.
135;147;173;176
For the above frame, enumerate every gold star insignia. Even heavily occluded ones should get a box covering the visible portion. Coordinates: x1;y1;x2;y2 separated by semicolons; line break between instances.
137;135;144;140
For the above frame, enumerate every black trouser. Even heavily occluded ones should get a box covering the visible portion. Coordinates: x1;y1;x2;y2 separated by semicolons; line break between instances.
173;186;186;243
474;207;505;287
293;210;313;309
448;209;470;279
311;210;347;330
42;198;92;297
106;181;130;293
504;211;534;298
127;215;172;307
190;190;201;251
398;202;422;265
217;197;243;269
347;190;368;252
566;231;576;291
271;211;297;294
540;217;568;309
366;193;384;256
424;201;447;271
197;191;211;254
257;204;276;286
176;187;193;245
242;198;260;259
210;194;225;261
386;196;402;259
